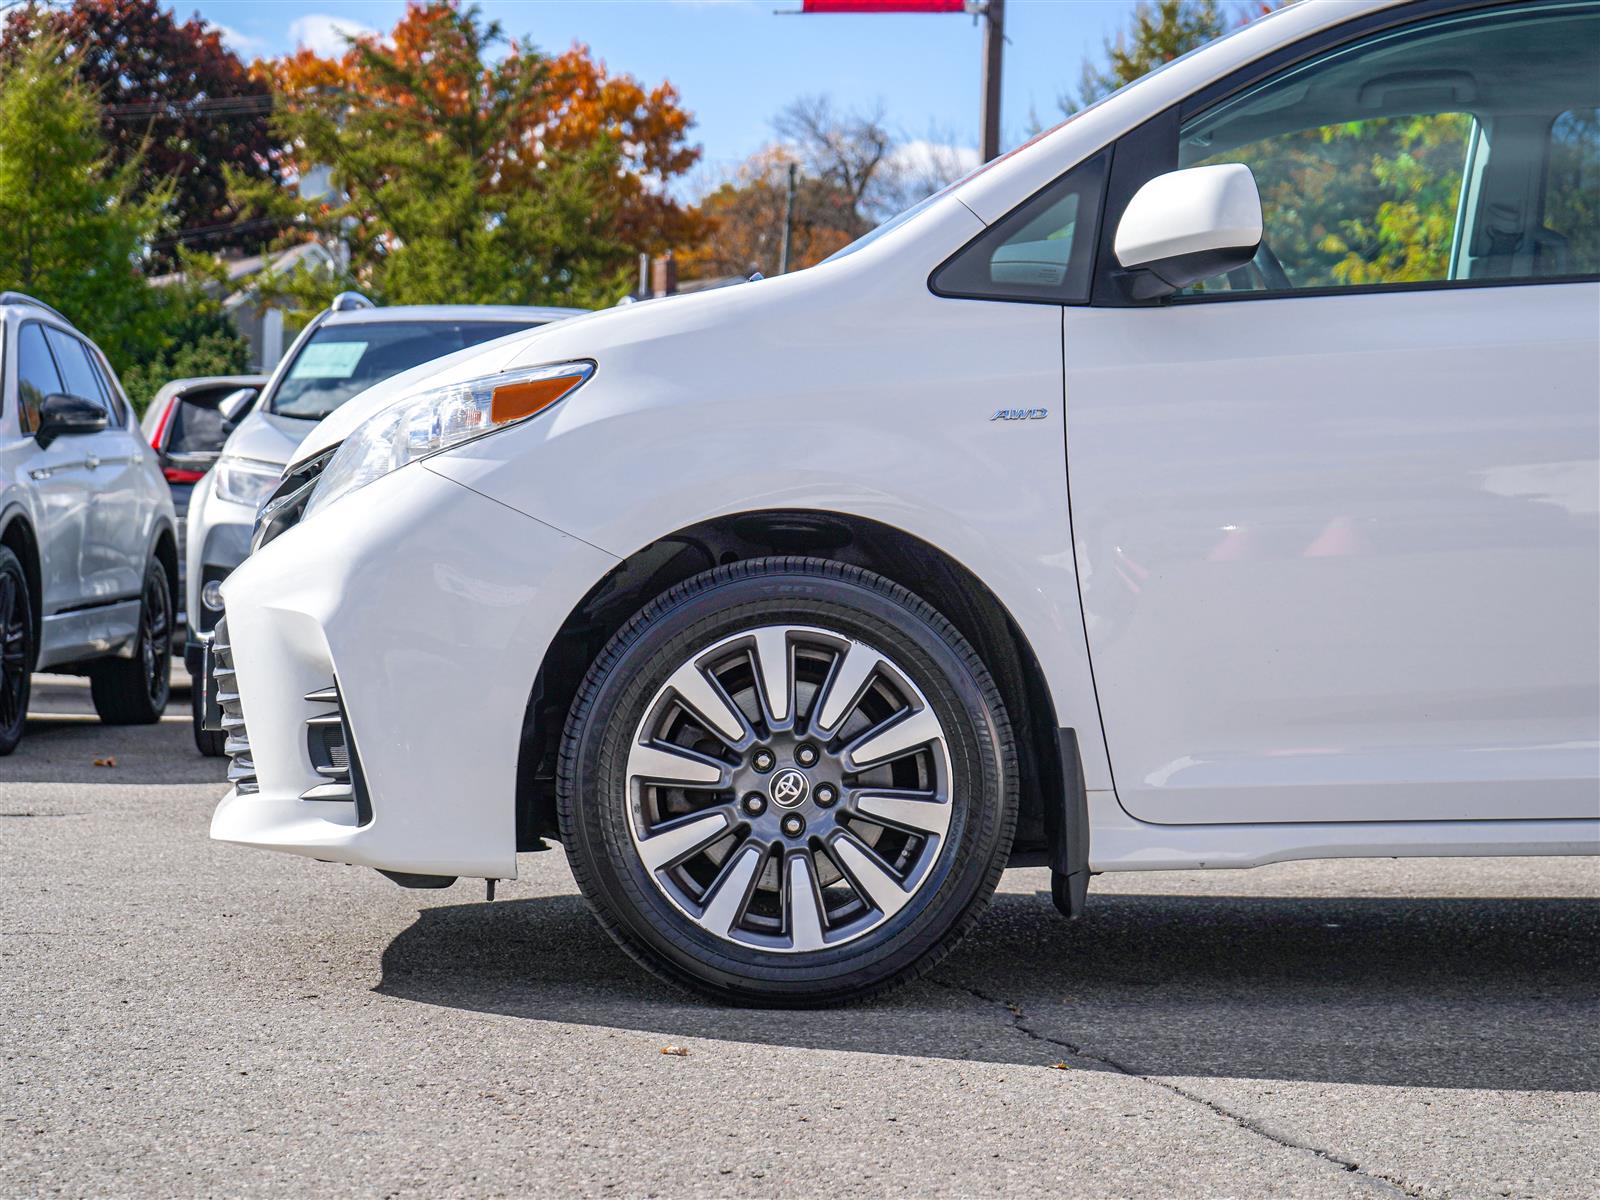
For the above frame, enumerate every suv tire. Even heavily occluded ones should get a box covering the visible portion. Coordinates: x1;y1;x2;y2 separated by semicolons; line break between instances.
0;546;33;755
91;558;172;725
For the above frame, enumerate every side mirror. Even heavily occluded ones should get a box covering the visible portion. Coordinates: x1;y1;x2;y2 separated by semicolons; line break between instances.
35;393;107;448
1114;163;1263;300
217;387;258;426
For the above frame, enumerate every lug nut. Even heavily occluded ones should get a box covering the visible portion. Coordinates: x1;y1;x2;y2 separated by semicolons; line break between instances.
795;743;818;767
742;793;767;816
781;813;805;837
752;749;775;772
814;783;837;807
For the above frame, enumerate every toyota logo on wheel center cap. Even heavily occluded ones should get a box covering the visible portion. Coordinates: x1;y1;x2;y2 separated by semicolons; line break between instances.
769;768;809;809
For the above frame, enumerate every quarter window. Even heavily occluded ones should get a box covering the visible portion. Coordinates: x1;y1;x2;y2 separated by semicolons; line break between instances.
1171;1;1599;296
931;152;1108;304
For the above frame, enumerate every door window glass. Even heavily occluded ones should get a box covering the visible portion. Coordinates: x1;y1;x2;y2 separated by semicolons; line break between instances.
1543;107;1600;275
15;323;61;434
1173;1;1599;294
44;328;109;412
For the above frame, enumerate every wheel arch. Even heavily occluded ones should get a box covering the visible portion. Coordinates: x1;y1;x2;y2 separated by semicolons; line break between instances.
0;505;42;659
149;519;179;607
518;509;1071;869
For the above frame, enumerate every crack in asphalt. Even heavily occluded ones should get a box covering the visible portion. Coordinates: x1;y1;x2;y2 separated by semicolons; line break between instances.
932;979;1424;1199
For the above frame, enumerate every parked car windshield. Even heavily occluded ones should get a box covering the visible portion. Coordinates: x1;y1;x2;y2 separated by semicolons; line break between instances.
268;320;537;420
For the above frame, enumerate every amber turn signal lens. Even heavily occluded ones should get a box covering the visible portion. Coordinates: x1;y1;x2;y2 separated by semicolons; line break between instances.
489;374;585;424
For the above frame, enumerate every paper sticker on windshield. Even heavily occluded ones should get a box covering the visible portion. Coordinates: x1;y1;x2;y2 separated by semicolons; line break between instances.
290;342;367;380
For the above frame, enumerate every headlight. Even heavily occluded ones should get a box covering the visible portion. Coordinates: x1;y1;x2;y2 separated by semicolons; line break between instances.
213;457;282;510
303;361;594;521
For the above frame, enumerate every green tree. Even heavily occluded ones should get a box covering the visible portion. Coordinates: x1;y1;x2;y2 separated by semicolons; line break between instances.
0;33;168;366
236;3;634;318
1067;0;1224;112
0;31;252;411
1;0;282;265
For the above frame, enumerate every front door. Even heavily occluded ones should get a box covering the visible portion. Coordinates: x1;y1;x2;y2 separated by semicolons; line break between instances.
1063;1;1600;824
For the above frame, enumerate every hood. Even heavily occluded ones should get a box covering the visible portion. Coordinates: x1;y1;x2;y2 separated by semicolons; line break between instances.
221;410;316;469
286;193;983;469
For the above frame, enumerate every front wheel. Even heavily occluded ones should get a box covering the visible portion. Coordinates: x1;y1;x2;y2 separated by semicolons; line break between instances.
558;558;1017;1006
90;558;172;726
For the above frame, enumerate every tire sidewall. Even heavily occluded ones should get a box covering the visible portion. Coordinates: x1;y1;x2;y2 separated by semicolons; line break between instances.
0;548;32;753
561;561;1013;1003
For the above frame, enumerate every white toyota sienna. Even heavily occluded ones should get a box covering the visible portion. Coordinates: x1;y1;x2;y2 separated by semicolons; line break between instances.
208;0;1600;1004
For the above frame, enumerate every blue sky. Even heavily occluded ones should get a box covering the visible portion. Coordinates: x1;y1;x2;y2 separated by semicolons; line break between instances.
179;0;1144;185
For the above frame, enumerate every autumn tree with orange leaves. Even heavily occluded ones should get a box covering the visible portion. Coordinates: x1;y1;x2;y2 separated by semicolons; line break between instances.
237;2;702;312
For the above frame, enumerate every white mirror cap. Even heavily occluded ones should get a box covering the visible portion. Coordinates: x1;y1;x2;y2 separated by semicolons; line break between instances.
1114;163;1264;270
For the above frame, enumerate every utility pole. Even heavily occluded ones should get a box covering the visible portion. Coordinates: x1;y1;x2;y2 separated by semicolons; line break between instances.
779;162;798;274
789;1;1004;159
979;0;1004;162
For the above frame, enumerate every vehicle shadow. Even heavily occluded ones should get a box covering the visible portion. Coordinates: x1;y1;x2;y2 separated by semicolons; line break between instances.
377;886;1600;1093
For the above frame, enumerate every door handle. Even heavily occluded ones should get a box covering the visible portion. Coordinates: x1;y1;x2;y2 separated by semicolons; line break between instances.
85;454;100;470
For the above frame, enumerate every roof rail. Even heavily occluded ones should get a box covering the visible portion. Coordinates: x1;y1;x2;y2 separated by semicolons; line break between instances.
330;291;376;312
0;291;69;323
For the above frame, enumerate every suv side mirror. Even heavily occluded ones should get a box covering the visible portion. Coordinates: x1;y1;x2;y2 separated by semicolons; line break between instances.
217;387;258;427
1114;163;1263;300
36;393;108;448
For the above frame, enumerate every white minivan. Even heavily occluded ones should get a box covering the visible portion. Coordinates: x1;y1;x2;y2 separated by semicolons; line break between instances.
208;0;1599;1004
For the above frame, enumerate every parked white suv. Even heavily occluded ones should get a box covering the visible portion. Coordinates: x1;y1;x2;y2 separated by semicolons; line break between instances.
209;0;1599;1004
184;296;583;754
0;293;179;754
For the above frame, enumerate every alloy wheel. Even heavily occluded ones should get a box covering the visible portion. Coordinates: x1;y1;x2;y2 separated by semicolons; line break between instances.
625;624;953;953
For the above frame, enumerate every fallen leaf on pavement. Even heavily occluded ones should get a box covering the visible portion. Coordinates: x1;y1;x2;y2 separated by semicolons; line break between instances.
93;757;116;768
1048;1061;1071;1070
660;1045;690;1057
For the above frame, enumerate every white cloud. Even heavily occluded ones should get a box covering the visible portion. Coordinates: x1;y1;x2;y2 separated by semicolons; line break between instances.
288;14;378;58
889;139;981;183
215;24;266;58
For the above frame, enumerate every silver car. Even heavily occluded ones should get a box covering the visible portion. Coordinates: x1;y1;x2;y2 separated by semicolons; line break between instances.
184;294;584;754
0;292;180;754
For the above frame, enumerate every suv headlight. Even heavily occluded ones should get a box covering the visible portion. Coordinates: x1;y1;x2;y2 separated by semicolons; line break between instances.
214;457;282;510
303;361;594;521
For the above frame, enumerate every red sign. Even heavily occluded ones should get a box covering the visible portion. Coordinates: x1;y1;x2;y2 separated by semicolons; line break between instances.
800;1;967;12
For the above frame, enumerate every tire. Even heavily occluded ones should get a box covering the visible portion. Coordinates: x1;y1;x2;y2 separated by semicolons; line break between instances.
0;546;34;756
558;557;1017;1007
191;681;225;757
90;557;172;726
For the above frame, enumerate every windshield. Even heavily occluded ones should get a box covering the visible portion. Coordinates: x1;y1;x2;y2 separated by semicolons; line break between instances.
268;320;539;419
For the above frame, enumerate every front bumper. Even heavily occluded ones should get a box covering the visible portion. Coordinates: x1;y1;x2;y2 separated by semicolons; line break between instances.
208;464;617;879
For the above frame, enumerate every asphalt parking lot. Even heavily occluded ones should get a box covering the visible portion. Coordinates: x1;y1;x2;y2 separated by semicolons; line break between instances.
2;674;1597;1198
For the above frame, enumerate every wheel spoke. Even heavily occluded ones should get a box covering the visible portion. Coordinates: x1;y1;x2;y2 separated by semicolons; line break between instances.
811;640;883;735
831;832;913;919
749;627;792;724
844;707;942;771
854;790;951;837
697;843;763;937
628;742;729;788
785;853;828;951
636;810;732;872
664;659;747;746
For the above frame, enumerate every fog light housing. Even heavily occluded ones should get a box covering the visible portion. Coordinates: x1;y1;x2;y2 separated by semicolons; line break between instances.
201;580;225;612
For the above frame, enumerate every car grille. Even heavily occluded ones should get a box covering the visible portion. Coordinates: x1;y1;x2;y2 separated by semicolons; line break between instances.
251;445;337;554
210;618;257;795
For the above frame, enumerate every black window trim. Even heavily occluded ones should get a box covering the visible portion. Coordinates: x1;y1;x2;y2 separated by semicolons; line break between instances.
1087;0;1600;307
